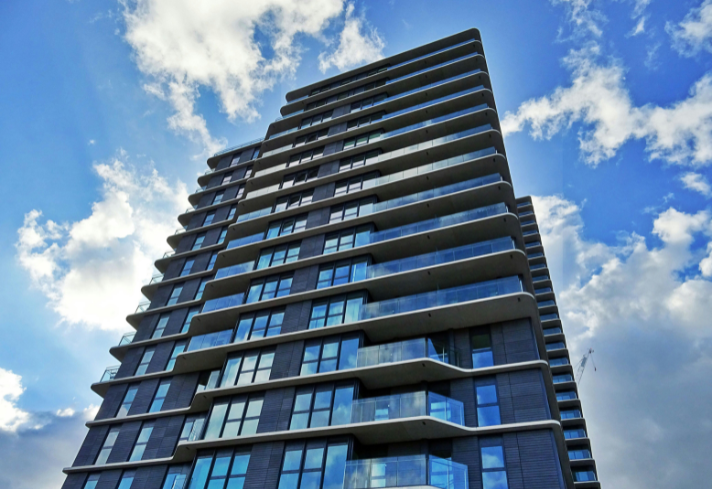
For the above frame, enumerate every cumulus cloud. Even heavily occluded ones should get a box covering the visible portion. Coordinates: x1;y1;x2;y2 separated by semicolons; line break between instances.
668;0;712;56
533;195;712;487
680;171;712;197
628;16;646;36
16;153;188;331
502;45;712;167
552;0;605;37
318;3;385;73
0;368;31;433
121;0;383;154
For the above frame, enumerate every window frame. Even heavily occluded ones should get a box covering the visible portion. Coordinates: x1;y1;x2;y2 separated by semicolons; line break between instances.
149;378;172;413
129;421;155;462
475;379;501;427
116;383;140;418
234;308;286;342
219;348;277;388
203;394;265;440
300;334;361;376
135;347;156;376
308;293;366;329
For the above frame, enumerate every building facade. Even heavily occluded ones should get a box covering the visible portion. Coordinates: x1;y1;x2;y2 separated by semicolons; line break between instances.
62;29;600;489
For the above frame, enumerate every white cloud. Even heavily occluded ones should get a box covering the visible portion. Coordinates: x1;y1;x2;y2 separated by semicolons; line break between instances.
55;408;75;417
668;0;712;56
0;369;31;433
121;0;382;154
16;153;188;332
318;3;385;73
534;195;712;487
680;171;712;197
628;16;646;36
502;46;712;167
552;0;604;37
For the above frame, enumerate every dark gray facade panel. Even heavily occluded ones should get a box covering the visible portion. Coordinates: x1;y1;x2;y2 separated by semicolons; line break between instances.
116;348;143;379
130;465;169;489
146;341;174;374
452;436;481;489
312;182;335;203
244;442;285;489
61;473;87;489
127;378;159;416
188;213;205;230
163;258;185;281
272;342;296;379
96;384;128;420
298;234;325;260
305;208;330;229
151;285;174;310
281;302;310;334
177;278;201;303
216;154;232;171
317;161;340;178
73;424;109;467
291;265;318;294
96;470;123;489
106;420;142;463
517;430;566;489
162;372;199;411
450;378;477;427
164;308;189;337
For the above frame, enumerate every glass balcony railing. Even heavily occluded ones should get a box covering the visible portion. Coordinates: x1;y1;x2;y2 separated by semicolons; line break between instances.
135;301;150;313
212;137;264;158
100;366;120;382
214;261;255;280
227;232;265;250
174;227;187;235
351;391;464;425
118;332;136;347
194;186;207;194
360;276;522;320
538;300;556;307
532;275;550;282
344;455;468;489
541;312;559;321
202;293;244;313
522;229;539;236
163;250;175;259
148;273;164;285
357;338;459;368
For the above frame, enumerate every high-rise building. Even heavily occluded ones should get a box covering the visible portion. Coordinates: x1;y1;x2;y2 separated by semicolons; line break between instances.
62;29;599;489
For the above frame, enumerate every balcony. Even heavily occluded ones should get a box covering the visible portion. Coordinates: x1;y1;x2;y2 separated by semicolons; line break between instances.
118;332;135;347
212;137;264;158
194;186;207;194
135;301;150;313
344;455;468;489
100;366;120;382
351;391;464;426
147;273;164;285
357;338;460;368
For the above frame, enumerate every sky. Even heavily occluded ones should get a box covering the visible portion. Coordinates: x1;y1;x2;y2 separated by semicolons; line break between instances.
1;0;712;487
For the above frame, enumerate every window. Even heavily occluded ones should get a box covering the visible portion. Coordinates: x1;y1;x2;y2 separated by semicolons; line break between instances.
213;192;225;205
244;166;254;178
573;471;597;482
117;471;136;489
471;331;494;368
290;382;355;429
135;347;156;376
553;373;573;384
546;342;566;351
234;308;285;341
167;341;187;370
556;391;578;401
301;334;360;376
187;448;251;489
193;233;206;250
219;349;276;388
323;226;372;254
266;215;308;239
182;307;200;334
342;131;382;151
227;205;237;220
167;285;184;306
236;184;246;200
275;191;314;213
349;93;387;111
153;314;170;339
329;198;375;223
149;378;171;412
95;425;121;465
560;409;582;420
129;421;154;461
277;441;349;489
282;168;319;189
294;129;328;147
346;112;384;130
162;465;190;489
288;147;325;168
543;327;562;336
334;172;378;197
568;448;592;460
195;278;209;300
256;242;301;270
564;428;587;439
222;173;233;185
317;258;368;289
217;228;228;244
204;212;216;226
207;252;219;270
309;294;365;329
203;395;264;439
300;110;334;129
475;380;501;427
116;384;139;417
549;357;569;367
181;259;195;277
180;415;206;443
196;370;221;393
83;473;100;489
338;150;380;172
245;275;293;303
188;330;232;352
481;445;508;489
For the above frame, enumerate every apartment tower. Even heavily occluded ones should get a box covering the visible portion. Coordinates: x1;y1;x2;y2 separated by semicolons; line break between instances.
62;29;600;489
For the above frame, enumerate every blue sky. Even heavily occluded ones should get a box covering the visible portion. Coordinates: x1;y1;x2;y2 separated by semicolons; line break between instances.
1;0;712;487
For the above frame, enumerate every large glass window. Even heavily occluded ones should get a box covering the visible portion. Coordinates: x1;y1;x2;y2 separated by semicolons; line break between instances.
560;409;582;420
282;168;319;189
180;415;206;443
572;471;597;482
309;294;365;329
546;342;566;351
182;307;200;334
153;315;170;339
294;130;329;148
275;191;314;213
236;184;246;199
188;448;251;489
549;357;569;367
338;150;380;173
208;253;219;270
193;233;206;250
257;242;301;270
167;341;188;370
213;192;225;205
471;331;494;368
329;198;375;223
288;147;325;167
228;206;237;221
342;130;382;151
203;395;264;440
95;425;121;465
323;226;372;254
245;275;293;303
290;382;355;429
117;471;136;489
195;278;209;301
556;391;577;401
150;378;172;413
301;335;360;376
129;421;155;461
83;473;100;489
167;285;184;306
300;110;334;129
346;112;384;130
219;349;276;388
204;212;216;226
564;428;587;439
333;172;378;197
117;384;139;417
277;441;349;489
222;173;234;185
266;215;308;239
217;228;228;245
317;258;368;289
135;347;156;376
162;465;191;489
475;380;501;427
181;259;195;277
349;93;387;111
234;308;286;341
481;445;508;489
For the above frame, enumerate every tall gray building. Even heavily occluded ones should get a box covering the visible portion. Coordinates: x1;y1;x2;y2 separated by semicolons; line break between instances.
63;29;600;489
